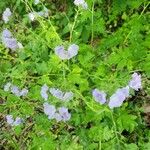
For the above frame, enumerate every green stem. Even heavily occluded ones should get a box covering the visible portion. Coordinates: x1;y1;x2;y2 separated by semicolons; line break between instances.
138;2;150;19
70;9;79;43
98;139;101;150
91;2;94;45
110;110;121;149
62;61;66;87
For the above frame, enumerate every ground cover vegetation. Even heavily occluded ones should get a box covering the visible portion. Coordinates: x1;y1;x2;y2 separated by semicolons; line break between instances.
0;0;150;149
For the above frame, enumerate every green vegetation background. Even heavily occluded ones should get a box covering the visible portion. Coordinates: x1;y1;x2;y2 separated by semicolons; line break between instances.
0;0;150;149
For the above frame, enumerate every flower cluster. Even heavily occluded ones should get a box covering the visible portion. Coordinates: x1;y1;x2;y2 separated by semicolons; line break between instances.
2;8;12;23
40;85;74;101
6;115;23;126
93;73;142;109
108;86;129;109
43;103;71;122
129;72;142;91
4;72;142;125
49;88;74;101
4;82;28;97
54;44;79;60
1;29;23;51
74;0;88;9
41;85;73;122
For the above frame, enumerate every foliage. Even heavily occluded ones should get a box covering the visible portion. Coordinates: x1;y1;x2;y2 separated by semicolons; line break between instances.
0;0;150;149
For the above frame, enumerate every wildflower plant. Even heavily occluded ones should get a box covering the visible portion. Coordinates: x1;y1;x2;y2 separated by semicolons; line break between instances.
0;0;150;149
2;8;12;23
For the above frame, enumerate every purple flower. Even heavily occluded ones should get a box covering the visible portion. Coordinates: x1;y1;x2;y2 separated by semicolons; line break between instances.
108;86;130;109
4;83;28;97
54;46;68;60
20;88;28;96
92;89;107;104
58;107;71;121
2;29;12;38
13;117;23;126
41;84;49;101
49;88;74;101
6;115;14;125
67;44;79;59
54;44;79;60
118;86;130;98
11;85;21;97
43;102;56;119
2;37;18;51
129;72;142;91
74;0;88;9
62;92;74;101
49;88;63;99
6;115;23;126
2;29;19;51
82;2;88;9
4;82;12;92
2;8;12;23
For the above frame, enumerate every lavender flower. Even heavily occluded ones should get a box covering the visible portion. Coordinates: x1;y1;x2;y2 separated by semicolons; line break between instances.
43;102;56;119
6;115;23;126
49;88;74;101
41;84;49;101
49;88;63;99
13;117;23;126
82;2;88;9
2;37;19;51
20;88;28;96
108;86;130;109
6;115;14;125
118;86;130;98
1;29;19;51
2;8;12;23
4;83;28;97
74;0;88;9
92;89;107;104
62;92;74;101
54;44;79;60
67;44;79;59
2;29;12;38
11;85;21;97
58;107;71;121
4;82;12;92
129;73;142;91
54;46;68;60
